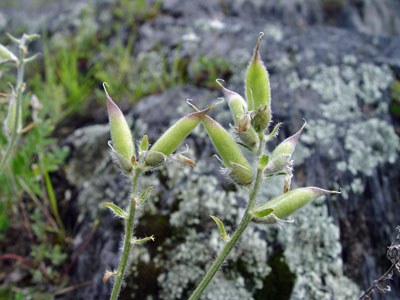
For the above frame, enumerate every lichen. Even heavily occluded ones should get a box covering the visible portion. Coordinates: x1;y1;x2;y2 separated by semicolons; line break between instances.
289;59;399;198
278;200;360;300
345;118;400;176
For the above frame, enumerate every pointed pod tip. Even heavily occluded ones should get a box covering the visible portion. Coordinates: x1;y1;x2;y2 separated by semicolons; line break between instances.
103;82;110;96
194;98;225;117
308;187;341;196
254;32;264;58
186;99;199;112
216;78;225;89
284;120;306;145
104;83;122;118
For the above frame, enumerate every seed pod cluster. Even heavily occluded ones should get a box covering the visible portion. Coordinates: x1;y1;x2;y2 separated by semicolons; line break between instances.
217;80;259;149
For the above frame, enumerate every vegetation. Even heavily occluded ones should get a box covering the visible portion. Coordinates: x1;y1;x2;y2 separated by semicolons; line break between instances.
102;32;338;300
0;1;399;299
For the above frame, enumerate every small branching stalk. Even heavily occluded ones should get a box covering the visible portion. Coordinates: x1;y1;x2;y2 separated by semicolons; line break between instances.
0;33;40;174
358;225;400;300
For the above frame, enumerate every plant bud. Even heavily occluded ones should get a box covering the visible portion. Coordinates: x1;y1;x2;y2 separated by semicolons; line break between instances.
4;92;21;138
265;121;306;174
202;115;253;185
104;84;135;165
252;187;339;220
217;80;259;148
0;44;18;63
245;32;271;132
145;107;210;167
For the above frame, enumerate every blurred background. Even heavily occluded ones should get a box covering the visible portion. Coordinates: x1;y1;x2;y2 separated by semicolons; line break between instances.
0;0;399;299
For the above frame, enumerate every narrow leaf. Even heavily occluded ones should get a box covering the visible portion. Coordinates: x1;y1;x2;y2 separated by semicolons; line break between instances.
101;202;127;219
131;235;155;244
265;122;282;142
259;154;269;169
137;186;154;206
210;215;230;242
140;135;149;153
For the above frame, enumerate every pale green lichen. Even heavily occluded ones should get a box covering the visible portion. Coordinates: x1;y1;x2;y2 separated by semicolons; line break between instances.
278;200;360;300
290;59;399;198
345;118;400;176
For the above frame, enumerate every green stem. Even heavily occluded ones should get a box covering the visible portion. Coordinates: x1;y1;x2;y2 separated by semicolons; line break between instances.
0;47;25;174
110;169;141;300
188;145;265;300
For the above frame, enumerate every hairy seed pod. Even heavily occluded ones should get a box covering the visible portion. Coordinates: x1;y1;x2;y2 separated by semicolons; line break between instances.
265;121;306;174
245;32;271;132
4;92;21;138
202;115;253;185
0;44;18;63
104;84;135;164
217;80;259;148
252;187;338;219
145;108;210;167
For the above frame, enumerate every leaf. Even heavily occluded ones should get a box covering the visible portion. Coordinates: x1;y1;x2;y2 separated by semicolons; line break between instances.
131;235;155;244
250;208;274;218
137;186;153;206
265;122;282;142
259;154;269;169
101;202;127;219
210;215;230;242
140;135;149;153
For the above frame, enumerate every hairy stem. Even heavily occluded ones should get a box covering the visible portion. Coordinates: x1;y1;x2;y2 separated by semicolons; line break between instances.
110;169;141;300
188;143;265;300
0;48;25;174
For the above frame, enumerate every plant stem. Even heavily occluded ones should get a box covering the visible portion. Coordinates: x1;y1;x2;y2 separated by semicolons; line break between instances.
110;169;141;300
358;256;400;300
188;145;265;300
0;47;25;174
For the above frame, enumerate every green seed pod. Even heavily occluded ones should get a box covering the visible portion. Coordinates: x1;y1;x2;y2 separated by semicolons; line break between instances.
104;84;135;165
252;187;338;220
245;32;271;132
0;44;18;63
145;107;210;167
217;80;259;148
265;121;306;174
4;92;22;138
202;115;253;185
